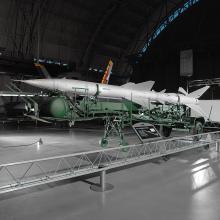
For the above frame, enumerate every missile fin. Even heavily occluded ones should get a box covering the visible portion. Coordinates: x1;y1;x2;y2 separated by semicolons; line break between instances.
178;87;188;95
121;82;136;89
121;81;155;91
160;89;166;93
188;86;210;99
135;81;155;91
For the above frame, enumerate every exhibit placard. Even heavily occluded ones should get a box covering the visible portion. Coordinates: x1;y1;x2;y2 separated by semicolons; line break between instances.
132;122;161;143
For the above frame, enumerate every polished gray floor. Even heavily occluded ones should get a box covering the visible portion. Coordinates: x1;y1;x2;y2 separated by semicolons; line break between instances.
0;127;103;163
0;127;219;220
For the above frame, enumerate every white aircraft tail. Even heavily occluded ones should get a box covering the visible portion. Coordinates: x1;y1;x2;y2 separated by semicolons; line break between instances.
101;60;113;84
34;63;52;79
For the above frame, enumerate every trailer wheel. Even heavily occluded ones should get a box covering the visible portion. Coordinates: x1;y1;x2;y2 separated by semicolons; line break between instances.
191;121;203;135
99;138;108;148
195;121;203;134
191;121;203;141
162;126;172;137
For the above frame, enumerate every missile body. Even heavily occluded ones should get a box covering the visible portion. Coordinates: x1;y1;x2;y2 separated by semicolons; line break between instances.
21;79;199;107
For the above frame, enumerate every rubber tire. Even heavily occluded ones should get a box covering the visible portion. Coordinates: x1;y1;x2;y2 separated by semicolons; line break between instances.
191;121;203;141
190;121;203;135
162;126;172;137
195;121;203;134
99;138;108;148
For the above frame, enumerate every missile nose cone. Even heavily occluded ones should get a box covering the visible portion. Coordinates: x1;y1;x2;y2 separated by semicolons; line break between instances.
23;79;45;87
23;80;41;86
20;79;55;90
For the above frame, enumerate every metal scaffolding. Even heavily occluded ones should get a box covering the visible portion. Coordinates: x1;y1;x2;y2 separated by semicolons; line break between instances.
0;131;220;194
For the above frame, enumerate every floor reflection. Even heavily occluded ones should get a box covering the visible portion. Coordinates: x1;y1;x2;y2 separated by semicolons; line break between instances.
191;155;219;191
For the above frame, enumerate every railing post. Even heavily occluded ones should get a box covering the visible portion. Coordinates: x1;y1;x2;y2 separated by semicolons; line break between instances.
216;141;220;152
90;166;114;192
100;169;106;192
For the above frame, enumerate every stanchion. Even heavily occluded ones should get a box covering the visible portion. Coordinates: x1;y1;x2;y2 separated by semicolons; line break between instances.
216;141;220;152
90;166;114;192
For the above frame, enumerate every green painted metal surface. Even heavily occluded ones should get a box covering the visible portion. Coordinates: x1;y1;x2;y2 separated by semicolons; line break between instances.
49;97;70;118
79;99;138;114
38;95;204;133
42;97;71;118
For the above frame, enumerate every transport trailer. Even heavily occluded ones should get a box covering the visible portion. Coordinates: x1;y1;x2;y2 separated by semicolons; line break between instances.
37;95;139;125
29;95;205;136
11;92;206;138
132;104;205;137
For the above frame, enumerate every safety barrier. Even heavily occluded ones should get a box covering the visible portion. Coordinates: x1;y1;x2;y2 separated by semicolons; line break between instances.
0;131;220;194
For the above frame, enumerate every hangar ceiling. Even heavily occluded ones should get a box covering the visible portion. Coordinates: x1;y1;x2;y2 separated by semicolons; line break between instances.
133;0;220;95
0;0;200;81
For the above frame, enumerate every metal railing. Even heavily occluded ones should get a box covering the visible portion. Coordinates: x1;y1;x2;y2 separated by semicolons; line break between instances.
0;131;220;194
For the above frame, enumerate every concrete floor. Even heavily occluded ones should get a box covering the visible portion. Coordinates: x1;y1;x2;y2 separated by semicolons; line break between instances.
0;126;142;163
0;127;220;220
0;127;104;164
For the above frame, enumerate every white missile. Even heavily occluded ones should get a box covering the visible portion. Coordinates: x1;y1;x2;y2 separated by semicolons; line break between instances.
19;78;210;118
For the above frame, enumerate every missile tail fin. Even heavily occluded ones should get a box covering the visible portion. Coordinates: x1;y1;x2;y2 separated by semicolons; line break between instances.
160;89;166;93
178;87;188;95
188;86;210;99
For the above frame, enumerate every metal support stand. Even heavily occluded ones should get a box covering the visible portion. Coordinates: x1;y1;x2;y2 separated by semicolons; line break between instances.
90;169;114;192
99;117;127;148
216;142;220;152
159;125;163;136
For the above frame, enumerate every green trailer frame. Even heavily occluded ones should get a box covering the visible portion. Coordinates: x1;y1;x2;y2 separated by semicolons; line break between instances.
25;89;205;146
